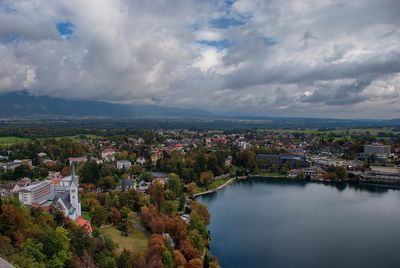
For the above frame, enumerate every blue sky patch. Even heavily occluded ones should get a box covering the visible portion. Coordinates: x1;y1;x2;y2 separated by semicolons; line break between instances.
56;22;75;39
263;37;278;46
0;3;17;14
198;39;233;49
0;33;21;44
210;16;248;29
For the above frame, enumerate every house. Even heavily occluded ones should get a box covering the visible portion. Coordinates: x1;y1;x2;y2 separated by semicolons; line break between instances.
117;160;131;170
67;157;87;165
118;178;134;190
237;140;251;149
76;217;93;235
102;148;116;162
136;180;151;192
0;155;9;161
91;157;103;165
0;161;22;170
38;152;48;158
136;157;146;165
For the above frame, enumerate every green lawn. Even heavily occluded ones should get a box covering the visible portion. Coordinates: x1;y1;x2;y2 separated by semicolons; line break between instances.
196;178;231;193
81;211;91;221
0;136;30;145
52;134;102;141
257;172;286;177
101;226;147;254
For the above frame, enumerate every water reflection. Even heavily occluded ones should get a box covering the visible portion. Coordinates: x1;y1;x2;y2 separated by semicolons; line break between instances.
198;178;400;268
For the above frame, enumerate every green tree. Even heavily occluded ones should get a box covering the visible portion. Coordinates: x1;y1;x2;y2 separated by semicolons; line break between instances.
166;173;182;197
160;200;178;216
13;164;32;179
188;229;204;252
163;250;174;268
81;161;100;183
98;176;117;190
200;171;214;190
335;166;347;180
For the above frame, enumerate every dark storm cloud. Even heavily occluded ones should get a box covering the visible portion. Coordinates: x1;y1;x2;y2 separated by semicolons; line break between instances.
0;0;399;118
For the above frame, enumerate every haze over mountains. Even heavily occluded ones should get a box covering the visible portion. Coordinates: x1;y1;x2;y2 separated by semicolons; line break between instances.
0;91;215;119
1;91;400;130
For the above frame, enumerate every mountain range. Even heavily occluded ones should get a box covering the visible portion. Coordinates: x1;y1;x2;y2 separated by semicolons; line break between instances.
0;91;214;118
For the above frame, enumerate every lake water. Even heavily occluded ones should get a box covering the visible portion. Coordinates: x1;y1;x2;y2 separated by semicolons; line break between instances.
197;178;400;268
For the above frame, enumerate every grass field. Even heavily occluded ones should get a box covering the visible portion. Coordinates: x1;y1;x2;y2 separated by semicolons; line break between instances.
257;172;286;177
0;134;102;146
0;136;30;145
52;134;102;141
196;178;231;193
101;226;147;254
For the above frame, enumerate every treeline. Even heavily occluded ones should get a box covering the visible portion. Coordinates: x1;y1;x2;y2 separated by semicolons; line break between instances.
80;173;221;267
0;197;133;268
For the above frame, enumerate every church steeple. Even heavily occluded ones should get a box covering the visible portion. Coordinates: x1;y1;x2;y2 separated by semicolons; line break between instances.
69;161;81;217
71;161;77;183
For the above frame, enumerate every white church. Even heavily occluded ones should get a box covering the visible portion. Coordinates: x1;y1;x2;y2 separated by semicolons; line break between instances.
19;164;81;220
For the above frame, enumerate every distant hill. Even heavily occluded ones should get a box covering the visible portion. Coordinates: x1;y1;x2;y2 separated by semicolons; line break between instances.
0;91;215;119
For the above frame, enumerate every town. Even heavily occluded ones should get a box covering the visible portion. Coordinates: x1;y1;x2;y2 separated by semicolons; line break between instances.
0;126;399;267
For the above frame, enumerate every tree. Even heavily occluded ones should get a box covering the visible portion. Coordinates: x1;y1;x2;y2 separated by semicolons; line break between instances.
91;206;107;227
208;258;221;268
160;200;178;216
151;217;166;234
98;176;117;190
200;171;214;190
334;166;347;180
146;235;165;268
187;182;197;197
129;164;143;176
188;230;204;252
81;161;100;183
166;216;187;243
13;164;32;179
109;207;121;226
148;181;164;206
179;240;200;261
166;173;182;198
187;258;203;268
24;239;46;263
115;150;129;161
190;201;210;225
39;167;49;178
178;194;186;212
61;166;71;177
163;250;174;268
140;172;154;182
173;250;187;267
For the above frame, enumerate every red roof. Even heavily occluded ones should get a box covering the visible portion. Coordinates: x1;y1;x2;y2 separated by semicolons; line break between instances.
76;217;93;234
52;178;61;185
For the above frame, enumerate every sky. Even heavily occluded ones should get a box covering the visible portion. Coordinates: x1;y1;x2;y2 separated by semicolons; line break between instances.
0;0;399;119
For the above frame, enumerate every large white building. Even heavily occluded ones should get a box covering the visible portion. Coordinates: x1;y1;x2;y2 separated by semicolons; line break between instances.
19;180;54;205
364;144;391;159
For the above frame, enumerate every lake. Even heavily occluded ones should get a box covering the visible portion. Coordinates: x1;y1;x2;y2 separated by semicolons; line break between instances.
197;178;400;268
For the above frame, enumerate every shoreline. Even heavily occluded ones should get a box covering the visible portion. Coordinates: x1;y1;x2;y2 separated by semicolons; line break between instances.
249;175;400;190
194;175;400;197
193;178;236;197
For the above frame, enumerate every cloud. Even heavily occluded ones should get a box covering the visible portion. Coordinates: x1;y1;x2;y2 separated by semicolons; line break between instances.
0;0;399;118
